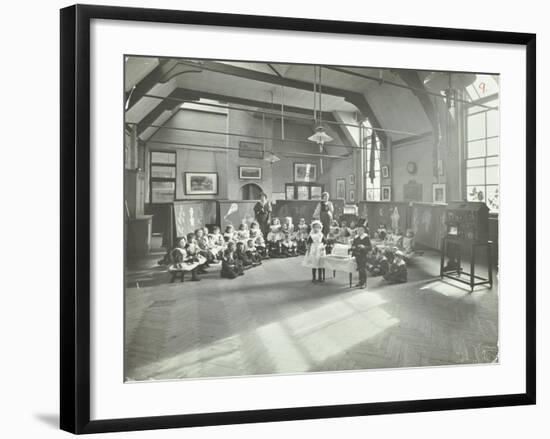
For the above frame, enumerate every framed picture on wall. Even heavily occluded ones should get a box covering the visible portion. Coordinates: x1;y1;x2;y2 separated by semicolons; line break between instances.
336;178;346;200
239;166;262;180
433;183;446;204
381;186;392;201
184;172;218;195
381;165;390;178
294;163;317;182
349;189;355;203
348;174;355;185
61;4;535;434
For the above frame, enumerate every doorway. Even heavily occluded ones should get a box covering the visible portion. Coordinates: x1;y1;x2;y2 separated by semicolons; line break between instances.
241;183;263;200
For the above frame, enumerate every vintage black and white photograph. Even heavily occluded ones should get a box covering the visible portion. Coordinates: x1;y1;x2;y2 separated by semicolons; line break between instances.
124;57;500;382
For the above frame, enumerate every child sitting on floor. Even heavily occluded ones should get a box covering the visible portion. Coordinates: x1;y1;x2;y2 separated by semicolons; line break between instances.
224;224;236;242
157;237;202;282
281;228;298;257
245;238;262;266
249;221;261;238
195;228;215;265
211;226;224;245
282;216;295;234
367;247;390;277
185;233;208;274
220;241;244;279
207;234;224;261
385;229;404;249
376;224;388;241
401;229;416;258
383;250;407;283
235;241;253;269
253;232;268;259
267;217;283;257
236;222;250;242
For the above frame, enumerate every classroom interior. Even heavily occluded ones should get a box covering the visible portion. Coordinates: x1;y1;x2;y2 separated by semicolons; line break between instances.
124;58;499;381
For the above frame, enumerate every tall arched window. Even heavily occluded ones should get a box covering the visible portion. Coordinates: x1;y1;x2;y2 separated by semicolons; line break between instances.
363;119;381;201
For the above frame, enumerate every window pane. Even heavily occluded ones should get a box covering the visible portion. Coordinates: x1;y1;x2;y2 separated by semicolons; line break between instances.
297;186;309;200
151;181;175;203
486;156;499;166
151;165;176;179
486;185;499;212
311;186;322;200
371;189;381;202
486;165;499;184
487;137;499;156
467;167;485;185
467;158;485;168
467;140;486;158
286;186;295;200
467;113;485;140
486;111;499;137
151;151;175;164
365;189;375;201
467;185;485;202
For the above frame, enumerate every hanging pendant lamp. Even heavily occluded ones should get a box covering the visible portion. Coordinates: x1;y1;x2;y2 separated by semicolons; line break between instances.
307;66;332;174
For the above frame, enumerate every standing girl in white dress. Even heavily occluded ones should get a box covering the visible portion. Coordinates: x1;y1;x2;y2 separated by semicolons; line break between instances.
302;220;327;283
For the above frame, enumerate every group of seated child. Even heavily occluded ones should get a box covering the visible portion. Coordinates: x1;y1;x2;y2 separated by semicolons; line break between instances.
160;222;269;281
265;217;310;258
160;216;414;284
325;218;413;284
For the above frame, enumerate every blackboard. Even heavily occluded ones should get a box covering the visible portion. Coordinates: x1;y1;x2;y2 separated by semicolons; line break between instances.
219;201;257;229
173;201;205;238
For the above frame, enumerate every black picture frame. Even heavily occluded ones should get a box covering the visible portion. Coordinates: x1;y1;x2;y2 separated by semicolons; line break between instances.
60;4;536;434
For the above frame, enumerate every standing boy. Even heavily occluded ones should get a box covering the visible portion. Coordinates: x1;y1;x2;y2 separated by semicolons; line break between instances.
350;225;372;288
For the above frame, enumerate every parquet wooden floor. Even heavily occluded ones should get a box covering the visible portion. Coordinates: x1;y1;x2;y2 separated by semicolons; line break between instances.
124;251;498;381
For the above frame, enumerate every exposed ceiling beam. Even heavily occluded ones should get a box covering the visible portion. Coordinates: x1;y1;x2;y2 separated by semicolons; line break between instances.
267;63;283;77
392;131;433;147
172;60;386;140
397;71;440;145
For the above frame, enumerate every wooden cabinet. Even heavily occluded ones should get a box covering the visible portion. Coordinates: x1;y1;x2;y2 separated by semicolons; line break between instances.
127;215;153;259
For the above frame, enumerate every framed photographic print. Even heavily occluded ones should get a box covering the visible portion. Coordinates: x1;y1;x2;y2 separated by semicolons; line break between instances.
381;165;390;179
184;172;218;195
349;174;355;185
433;183;446;204
336;178;346;200
61;4;535;435
239;166;262;180
294;162;317;182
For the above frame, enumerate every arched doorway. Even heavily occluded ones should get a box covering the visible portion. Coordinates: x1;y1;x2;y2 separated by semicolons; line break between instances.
241;183;263;200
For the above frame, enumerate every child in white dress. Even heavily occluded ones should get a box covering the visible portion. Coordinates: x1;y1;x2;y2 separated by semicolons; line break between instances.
302;220;327;283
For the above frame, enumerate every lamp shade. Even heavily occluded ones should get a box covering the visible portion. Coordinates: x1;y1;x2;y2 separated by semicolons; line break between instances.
308;125;333;145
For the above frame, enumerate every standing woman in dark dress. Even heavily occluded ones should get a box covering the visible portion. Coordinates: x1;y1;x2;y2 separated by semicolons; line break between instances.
313;192;334;237
254;193;272;238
